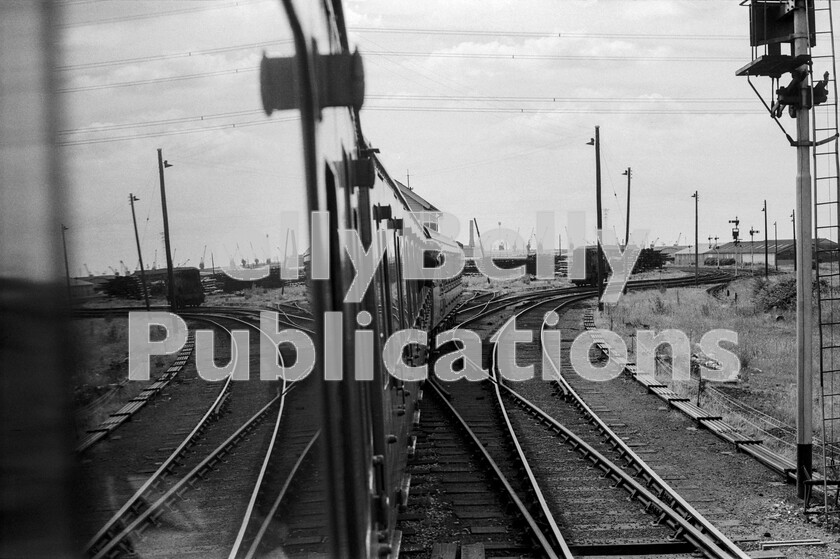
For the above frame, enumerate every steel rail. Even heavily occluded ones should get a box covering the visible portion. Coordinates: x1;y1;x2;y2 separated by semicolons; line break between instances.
455;286;580;318
416;270;732;559
90;390;286;559
193;308;315;335
448;288;486;314
76;306;282;450
226;398;308;559
88;312;291;559
238;431;321;559
83;321;232;556
426;379;562;559
499;383;742;559
537;298;752;559
453;269;730;325
201;304;313;324
185;310;301;557
426;291;596;558
488;315;574;557
579;309;801;482
75;329;195;453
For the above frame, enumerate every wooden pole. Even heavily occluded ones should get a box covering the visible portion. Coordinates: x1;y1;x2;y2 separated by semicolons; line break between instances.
157;148;176;310
129;194;150;309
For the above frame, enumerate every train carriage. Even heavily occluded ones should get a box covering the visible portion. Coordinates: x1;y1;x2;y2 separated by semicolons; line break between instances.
260;1;463;555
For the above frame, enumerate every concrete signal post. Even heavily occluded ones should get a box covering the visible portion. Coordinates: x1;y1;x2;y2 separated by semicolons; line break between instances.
736;0;813;496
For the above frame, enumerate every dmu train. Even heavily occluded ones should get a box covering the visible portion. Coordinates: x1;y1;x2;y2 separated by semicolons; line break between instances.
260;0;463;556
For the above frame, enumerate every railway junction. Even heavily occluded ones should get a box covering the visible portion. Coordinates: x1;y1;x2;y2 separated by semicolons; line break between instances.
8;1;840;558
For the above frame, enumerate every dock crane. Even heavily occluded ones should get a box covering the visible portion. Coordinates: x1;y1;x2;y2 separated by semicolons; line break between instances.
119;260;129;276
673;233;682;246
83;263;93;277
199;245;207;269
250;241;259;266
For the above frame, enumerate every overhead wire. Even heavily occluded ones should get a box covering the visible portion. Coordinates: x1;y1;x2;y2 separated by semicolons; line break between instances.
357;34;598;181
57;99;756;147
349;27;743;41
56;39;291;72
58;67;258;93
367;94;753;104
362;106;762;114
59;109;264;135
362;50;742;62
57;13;752;156
59;0;268;28
58;116;298;146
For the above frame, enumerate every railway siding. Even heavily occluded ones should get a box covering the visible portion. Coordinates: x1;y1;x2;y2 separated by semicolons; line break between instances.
582;311;799;479
558;301;840;557
75;331;196;453
494;294;745;558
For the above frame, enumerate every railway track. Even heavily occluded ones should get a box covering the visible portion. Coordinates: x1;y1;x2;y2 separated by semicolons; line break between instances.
227;377;324;559
72;305;310;453
75;331;197;454
79;312;292;558
72;303;312;329
496;293;750;558
399;291;581;558
74;319;236;543
78;273;734;557
399;272;745;558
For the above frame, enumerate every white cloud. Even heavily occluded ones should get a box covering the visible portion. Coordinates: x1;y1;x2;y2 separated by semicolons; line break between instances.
58;0;805;269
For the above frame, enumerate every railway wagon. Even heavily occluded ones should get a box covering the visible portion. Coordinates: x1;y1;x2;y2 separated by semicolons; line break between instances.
570;245;607;287
169;267;205;308
140;266;205;308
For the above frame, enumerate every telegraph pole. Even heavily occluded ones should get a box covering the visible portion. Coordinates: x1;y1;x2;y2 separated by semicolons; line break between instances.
763;200;769;278
61;224;71;303
774;221;778;271
792;209;797;271
129;193;150;310
692;191;698;286
157;148;176;310
793;0;813;496
588;127;604;310
622;167;632;247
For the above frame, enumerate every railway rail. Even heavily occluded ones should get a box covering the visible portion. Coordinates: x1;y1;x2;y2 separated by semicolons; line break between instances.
81;312;293;558
75;332;196;453
78;272;734;557
580;311;801;481
488;290;747;557
400;270;744;558
503;293;749;558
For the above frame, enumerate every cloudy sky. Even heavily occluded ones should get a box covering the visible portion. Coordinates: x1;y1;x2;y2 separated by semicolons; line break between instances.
58;0;829;275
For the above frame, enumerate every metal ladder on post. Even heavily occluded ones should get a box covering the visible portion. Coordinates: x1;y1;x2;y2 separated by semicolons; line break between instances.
810;0;840;518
